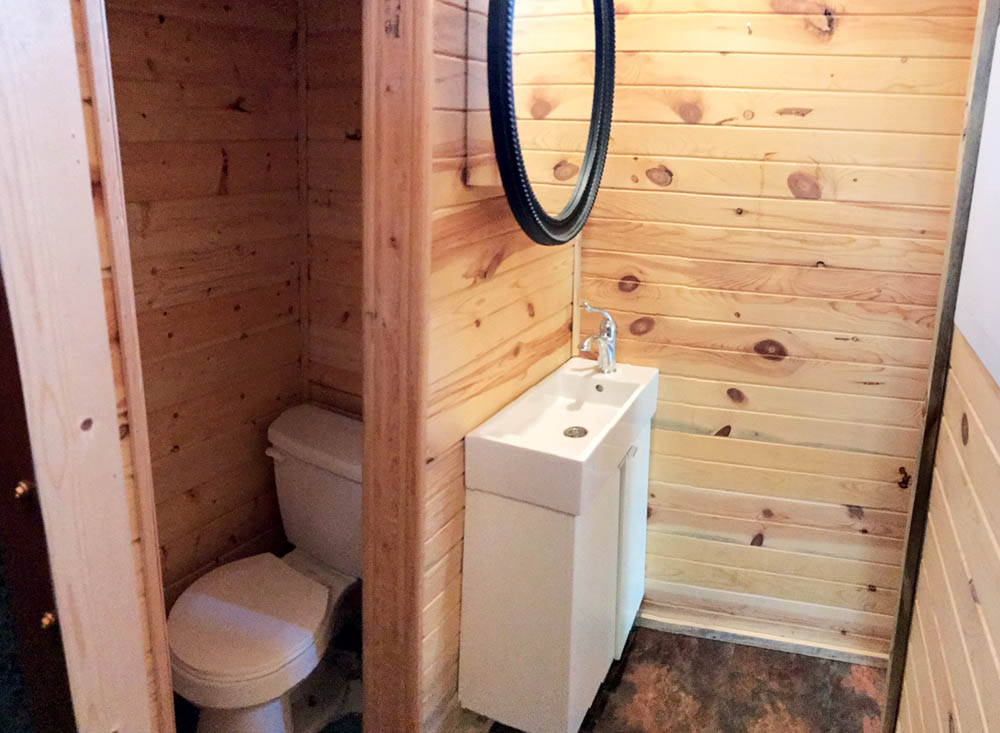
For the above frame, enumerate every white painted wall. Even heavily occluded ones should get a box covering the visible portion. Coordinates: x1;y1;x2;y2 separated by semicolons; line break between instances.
956;39;1000;381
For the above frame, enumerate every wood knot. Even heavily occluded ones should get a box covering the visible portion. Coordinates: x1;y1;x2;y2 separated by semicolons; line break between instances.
530;99;552;119
618;275;641;293
226;96;250;113
754;339;788;361
553;160;580;181
751;533;764;547
629;317;655;336
726;388;746;404
805;8;836;38
846;505;865;520
761;508;774;519
715;425;733;437
675;102;703;124
645;165;674;187
787;171;822;200
961;413;970;445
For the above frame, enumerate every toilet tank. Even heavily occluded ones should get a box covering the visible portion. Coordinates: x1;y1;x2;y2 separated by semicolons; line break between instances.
266;405;362;578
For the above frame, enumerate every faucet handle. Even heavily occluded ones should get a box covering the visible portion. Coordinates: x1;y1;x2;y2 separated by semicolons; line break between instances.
583;302;616;337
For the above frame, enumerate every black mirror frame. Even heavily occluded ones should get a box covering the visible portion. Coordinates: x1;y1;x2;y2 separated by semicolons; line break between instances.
487;0;616;246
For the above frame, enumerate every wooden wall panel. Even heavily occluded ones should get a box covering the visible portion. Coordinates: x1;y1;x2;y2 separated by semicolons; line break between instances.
504;0;983;664
107;0;301;603
306;0;365;415
897;332;1000;730
420;1;575;728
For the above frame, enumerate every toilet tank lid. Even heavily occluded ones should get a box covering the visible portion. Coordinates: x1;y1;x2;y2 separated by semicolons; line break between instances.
268;404;362;482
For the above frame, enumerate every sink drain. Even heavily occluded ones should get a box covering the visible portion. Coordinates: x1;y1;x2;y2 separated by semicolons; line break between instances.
564;426;588;438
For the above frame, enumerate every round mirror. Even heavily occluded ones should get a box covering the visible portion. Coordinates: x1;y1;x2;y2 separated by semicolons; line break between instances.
488;0;615;246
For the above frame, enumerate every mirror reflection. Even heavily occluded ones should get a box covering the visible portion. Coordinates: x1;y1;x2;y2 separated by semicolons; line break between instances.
512;1;598;218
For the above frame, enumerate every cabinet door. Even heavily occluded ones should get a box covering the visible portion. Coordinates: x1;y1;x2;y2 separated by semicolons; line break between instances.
615;430;651;659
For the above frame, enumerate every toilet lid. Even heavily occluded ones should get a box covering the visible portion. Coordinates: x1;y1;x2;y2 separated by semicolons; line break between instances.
168;554;332;683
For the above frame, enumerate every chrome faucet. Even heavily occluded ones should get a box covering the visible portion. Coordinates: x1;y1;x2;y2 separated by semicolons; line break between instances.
580;302;617;374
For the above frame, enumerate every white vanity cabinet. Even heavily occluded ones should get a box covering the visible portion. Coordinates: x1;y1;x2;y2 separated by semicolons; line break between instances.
459;359;657;733
459;469;621;733
614;426;651;660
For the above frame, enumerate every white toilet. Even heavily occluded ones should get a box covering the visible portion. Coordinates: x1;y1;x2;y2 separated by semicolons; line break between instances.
167;404;362;732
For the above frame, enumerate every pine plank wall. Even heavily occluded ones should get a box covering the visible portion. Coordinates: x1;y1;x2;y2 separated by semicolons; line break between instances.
105;0;363;606
82;0;989;727
307;0;365;415
485;0;980;666
422;0;576;727
896;332;1000;731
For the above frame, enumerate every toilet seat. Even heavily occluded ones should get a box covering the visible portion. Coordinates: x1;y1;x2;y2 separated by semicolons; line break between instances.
168;553;336;710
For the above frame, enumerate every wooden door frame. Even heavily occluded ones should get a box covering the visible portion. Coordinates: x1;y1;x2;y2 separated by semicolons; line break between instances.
882;1;1000;730
361;0;434;729
78;1;175;725
0;1;170;729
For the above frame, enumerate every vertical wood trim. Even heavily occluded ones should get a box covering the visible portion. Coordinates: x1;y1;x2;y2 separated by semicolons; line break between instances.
884;1;1000;730
571;233;582;351
0;2;158;729
362;0;433;729
297;0;311;399
79;0;174;727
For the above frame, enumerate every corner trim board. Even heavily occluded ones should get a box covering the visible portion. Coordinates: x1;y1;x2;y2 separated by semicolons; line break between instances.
882;2;1000;730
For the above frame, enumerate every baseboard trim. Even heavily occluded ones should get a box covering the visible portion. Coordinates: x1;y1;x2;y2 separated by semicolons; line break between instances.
637;610;889;669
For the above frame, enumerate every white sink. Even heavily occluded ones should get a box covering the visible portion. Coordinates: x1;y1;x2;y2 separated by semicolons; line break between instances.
465;357;659;516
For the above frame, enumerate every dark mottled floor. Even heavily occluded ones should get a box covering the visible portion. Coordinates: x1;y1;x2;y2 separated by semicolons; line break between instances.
0;551;31;733
462;627;885;733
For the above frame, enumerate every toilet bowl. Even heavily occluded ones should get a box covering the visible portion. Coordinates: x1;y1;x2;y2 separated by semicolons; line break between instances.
167;405;362;733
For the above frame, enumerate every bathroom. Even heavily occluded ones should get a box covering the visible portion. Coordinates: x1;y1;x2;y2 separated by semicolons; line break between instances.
1;0;998;732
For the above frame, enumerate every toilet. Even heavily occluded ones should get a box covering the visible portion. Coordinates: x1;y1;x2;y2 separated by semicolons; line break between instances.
167;404;362;732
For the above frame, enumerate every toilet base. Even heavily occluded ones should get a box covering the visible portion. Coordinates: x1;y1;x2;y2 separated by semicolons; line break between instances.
196;695;292;733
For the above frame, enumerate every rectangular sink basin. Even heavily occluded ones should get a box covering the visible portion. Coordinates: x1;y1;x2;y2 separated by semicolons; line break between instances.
465;358;659;515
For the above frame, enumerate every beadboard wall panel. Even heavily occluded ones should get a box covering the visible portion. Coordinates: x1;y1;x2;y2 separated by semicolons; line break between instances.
502;0;981;664
897;332;1000;731
420;1;575;728
107;0;301;603
306;0;365;415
